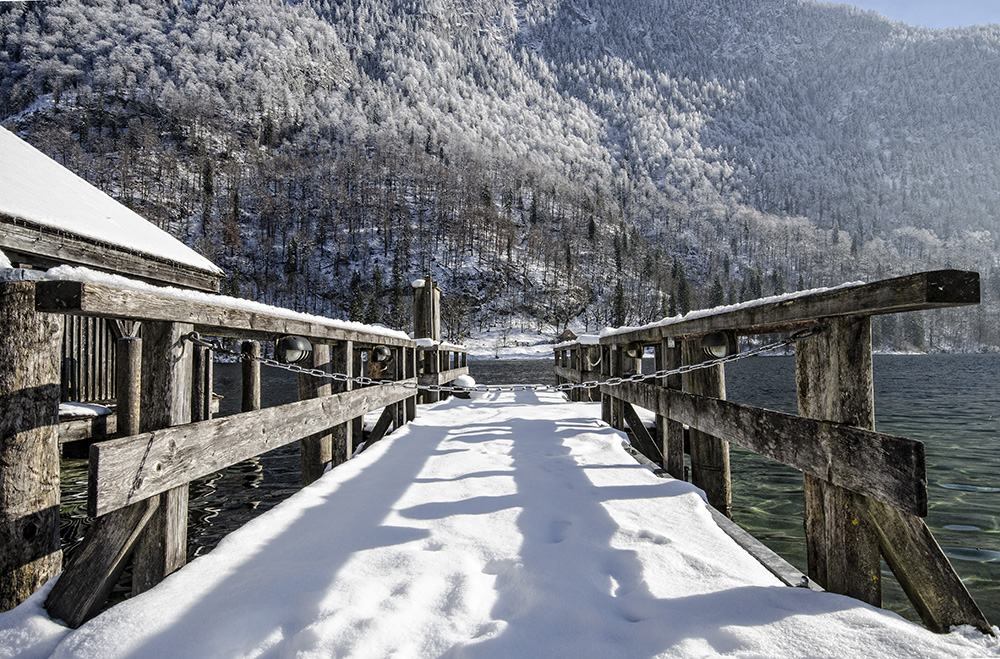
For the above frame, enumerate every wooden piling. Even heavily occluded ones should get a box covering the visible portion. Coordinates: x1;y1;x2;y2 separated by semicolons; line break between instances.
241;341;261;413
132;321;192;595
330;341;354;464
795;315;881;606
0;281;63;612
299;343;334;486
682;338;731;517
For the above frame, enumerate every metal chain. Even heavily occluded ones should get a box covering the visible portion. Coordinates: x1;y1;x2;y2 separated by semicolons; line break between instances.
183;325;823;395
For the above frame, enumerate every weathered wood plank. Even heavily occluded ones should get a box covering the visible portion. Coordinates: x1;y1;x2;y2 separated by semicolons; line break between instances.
59;414;117;445
44;497;158;628
89;380;417;516
602;270;979;344
34;280;412;347
682;339;731;517
131;321;192;595
859;497;993;634
1;215;220;292
553;365;582;383
602;381;927;516
796;316;881;605
621;402;660;465
0;281;63;611
299;344;333;486
418;367;470;387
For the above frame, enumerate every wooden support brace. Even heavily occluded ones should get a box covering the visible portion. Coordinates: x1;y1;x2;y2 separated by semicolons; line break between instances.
44;497;158;628
363;406;396;452
621;402;660;465
859;497;993;635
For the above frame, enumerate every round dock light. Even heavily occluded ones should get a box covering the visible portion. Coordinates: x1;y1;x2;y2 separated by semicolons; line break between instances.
371;345;393;363
623;341;644;359
701;332;730;359
275;335;312;364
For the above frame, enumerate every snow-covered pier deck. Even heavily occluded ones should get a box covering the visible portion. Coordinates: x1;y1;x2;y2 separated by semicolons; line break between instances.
5;391;998;658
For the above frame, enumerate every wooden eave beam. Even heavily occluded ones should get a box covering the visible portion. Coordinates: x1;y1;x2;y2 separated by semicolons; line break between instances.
34;280;412;347
1;215;222;293
602;270;979;345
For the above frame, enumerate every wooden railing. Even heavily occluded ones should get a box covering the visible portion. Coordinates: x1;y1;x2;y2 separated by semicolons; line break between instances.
416;342;469;403
557;270;991;635
0;275;461;627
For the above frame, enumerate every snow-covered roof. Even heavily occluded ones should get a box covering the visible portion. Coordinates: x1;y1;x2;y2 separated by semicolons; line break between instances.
0;126;222;276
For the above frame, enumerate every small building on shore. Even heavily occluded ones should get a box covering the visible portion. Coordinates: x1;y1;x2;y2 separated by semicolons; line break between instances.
0;125;224;404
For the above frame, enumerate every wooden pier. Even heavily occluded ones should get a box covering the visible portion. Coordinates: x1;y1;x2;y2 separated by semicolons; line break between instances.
0;267;993;641
0;273;467;627
555;269;991;635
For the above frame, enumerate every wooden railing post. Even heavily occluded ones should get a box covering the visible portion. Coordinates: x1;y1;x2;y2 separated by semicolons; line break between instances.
655;338;685;478
0;280;63;611
795;315;881;606
600;345;612;424
682;338;731;517
192;344;213;422
405;347;417;422
331;340;354;463
241;341;261;413
299;343;333;486
132;321;193;595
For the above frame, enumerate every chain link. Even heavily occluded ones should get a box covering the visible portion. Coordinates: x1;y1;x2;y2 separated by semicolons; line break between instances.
183;325;823;395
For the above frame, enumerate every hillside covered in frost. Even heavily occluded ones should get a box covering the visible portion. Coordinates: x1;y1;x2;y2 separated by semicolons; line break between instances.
2;0;998;349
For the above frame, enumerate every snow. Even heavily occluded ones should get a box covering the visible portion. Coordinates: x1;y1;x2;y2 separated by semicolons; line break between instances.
554;333;600;349
0;247;11;269
44;265;410;342
2;392;997;658
600;283;862;339
0;126;222;276
415;338;438;348
411;278;426;289
58;402;111;419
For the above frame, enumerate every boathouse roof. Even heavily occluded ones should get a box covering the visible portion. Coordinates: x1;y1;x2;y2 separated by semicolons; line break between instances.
0;126;224;292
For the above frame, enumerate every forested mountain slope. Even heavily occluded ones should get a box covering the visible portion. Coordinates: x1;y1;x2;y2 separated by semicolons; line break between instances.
2;0;998;349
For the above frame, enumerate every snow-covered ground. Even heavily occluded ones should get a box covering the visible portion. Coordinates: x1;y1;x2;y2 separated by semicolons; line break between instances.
2;392;997;658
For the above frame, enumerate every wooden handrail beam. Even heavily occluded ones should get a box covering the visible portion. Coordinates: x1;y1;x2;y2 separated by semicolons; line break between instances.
603;381;927;516
89;380;417;517
602;270;979;344
34;280;412;347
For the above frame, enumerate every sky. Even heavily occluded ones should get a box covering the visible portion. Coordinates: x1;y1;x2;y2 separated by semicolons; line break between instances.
828;1;1000;29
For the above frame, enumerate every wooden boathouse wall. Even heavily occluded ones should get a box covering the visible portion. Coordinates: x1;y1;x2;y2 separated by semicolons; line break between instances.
0;274;468;627
555;269;992;635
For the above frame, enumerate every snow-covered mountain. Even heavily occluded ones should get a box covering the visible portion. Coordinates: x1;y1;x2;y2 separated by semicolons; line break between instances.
2;0;998;349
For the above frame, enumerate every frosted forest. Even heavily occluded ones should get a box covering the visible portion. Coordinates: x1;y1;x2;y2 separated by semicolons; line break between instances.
2;0;999;350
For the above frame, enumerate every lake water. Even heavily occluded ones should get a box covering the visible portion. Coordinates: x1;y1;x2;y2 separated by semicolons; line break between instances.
59;354;999;624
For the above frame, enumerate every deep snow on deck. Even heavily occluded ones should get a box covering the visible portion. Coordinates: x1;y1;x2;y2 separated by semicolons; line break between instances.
2;391;997;658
